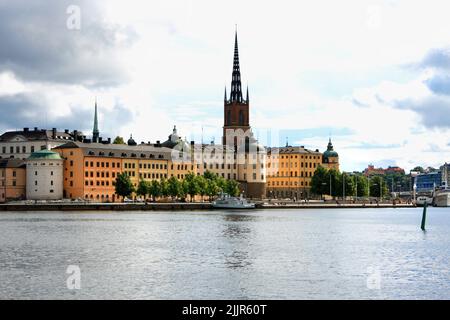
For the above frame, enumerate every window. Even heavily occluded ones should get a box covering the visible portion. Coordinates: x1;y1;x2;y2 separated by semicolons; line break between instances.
31;146;35;153
16;146;20;153
22;146;26;153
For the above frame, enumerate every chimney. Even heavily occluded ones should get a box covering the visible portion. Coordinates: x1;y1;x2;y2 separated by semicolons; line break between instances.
23;127;29;132
108;138;111;144
73;130;78;141
34;127;38;131
156;140;161;147
99;137;103;143
52;128;57;139
64;129;69;134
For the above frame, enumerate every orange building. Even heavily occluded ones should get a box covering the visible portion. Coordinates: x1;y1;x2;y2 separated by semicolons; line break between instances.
53;141;177;202
266;146;322;199
0;159;26;203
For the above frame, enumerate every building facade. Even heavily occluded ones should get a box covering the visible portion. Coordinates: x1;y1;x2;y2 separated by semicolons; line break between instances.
266;146;322;199
26;150;64;200
0;159;26;203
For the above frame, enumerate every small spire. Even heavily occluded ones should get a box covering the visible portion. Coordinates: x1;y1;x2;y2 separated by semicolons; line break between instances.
173;125;177;134
92;98;99;143
224;86;227;102
286;137;289;147
246;85;249;103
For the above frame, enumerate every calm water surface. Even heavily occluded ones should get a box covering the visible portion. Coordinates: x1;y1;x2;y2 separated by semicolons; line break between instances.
0;208;449;299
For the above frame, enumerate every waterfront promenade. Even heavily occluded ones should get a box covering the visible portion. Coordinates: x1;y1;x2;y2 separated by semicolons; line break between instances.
0;201;415;211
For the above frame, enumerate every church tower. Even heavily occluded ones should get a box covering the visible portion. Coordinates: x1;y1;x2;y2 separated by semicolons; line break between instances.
223;30;250;145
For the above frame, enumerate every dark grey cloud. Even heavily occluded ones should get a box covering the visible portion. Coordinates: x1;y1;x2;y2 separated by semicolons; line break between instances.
0;0;137;88
394;96;450;129
0;93;133;138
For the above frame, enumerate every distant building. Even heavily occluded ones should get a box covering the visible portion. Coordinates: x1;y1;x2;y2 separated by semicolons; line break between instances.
0;127;82;160
26;150;64;200
441;163;450;188
415;171;442;193
363;164;405;176
0;159;26;203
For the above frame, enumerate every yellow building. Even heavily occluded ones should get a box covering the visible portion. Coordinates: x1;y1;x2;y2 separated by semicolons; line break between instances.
0;159;26;203
266;146;322;199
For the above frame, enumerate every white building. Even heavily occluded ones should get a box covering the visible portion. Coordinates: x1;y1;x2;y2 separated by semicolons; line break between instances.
0;127;81;160
26;150;64;200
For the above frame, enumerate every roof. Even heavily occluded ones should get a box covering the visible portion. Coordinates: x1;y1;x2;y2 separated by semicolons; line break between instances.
267;146;322;155
53;141;174;160
28;150;63;160
0;128;76;142
0;159;26;169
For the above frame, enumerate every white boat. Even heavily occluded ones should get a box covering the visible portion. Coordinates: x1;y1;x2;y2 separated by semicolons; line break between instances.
416;195;433;207
212;193;255;209
434;189;450;207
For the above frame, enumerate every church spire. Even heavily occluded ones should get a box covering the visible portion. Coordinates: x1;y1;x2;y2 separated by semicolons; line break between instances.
230;29;243;103
224;86;227;102
93;98;99;143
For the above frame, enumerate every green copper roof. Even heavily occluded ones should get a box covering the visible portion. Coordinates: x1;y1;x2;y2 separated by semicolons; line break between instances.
28;149;63;160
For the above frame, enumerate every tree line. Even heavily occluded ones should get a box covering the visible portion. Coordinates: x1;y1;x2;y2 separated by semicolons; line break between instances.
114;170;241;202
311;166;389;198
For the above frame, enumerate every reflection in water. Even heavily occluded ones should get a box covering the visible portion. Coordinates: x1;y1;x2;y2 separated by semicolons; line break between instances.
221;213;257;269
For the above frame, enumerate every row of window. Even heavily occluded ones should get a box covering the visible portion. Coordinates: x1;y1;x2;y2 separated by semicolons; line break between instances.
269;155;320;160
85;161;121;169
267;180;310;187
268;162;318;169
1;145;45;154
268;171;314;178
84;171;116;179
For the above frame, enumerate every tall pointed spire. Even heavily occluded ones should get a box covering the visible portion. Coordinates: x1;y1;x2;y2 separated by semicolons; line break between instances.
246;85;249;103
230;29;243;103
224;86;227;102
93;98;99;143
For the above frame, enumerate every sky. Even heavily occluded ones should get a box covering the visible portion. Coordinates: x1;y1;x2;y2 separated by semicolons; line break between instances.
0;0;450;172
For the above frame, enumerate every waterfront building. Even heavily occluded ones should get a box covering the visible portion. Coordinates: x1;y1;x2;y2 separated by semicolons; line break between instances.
53;141;175;202
415;171;442;193
25;150;64;200
0;127;81;160
322;138;339;171
266;146;322;199
0;159;26;203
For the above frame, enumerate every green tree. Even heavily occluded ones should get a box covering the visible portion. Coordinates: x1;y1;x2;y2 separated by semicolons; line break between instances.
167;176;182;200
206;178;220;200
355;174;369;197
148;180;161;201
369;176;389;198
196;175;208;200
184;172;200;202
225;179;240;197
311;166;329;197
136;180;149;199
114;173;135;201
159;177;169;198
113;136;125;144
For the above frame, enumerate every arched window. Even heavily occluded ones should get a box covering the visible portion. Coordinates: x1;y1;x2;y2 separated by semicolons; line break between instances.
239;110;244;125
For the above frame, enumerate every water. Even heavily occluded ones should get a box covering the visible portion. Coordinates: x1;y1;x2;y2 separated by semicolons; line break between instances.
0;208;449;299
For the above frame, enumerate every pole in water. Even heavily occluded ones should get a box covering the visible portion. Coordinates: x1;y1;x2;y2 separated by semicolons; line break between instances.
421;202;427;231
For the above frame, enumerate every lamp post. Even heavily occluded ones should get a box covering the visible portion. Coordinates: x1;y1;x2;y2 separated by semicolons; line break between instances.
342;172;346;203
